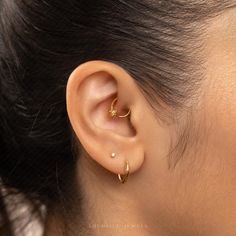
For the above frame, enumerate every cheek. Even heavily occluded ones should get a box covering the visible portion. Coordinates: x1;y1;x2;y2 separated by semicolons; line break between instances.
167;90;236;233
156;94;236;234
155;10;236;233
203;4;236;172
204;73;236;172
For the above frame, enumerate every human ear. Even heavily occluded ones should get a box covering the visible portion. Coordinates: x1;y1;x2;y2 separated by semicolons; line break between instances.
66;60;145;177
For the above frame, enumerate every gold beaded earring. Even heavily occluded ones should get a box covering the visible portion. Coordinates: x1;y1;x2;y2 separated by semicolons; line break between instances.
109;97;131;118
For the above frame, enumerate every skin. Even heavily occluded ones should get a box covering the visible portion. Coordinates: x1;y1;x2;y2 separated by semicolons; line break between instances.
46;7;236;236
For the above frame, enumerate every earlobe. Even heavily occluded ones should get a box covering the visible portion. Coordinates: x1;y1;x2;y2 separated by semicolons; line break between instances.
66;60;145;182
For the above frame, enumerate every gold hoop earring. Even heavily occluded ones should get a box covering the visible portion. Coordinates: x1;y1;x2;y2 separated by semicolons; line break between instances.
109;97;131;118
118;161;129;184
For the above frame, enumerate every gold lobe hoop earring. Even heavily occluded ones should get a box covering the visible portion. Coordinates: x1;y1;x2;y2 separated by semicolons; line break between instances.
109;97;131;118
118;160;129;184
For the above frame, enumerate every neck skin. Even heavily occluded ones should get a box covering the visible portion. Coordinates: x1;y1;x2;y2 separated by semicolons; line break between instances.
44;155;163;236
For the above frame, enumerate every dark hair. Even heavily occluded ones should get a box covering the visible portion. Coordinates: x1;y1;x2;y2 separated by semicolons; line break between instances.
0;1;236;235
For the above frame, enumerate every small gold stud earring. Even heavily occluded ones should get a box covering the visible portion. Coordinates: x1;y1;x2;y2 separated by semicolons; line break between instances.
109;97;131;118
111;153;116;158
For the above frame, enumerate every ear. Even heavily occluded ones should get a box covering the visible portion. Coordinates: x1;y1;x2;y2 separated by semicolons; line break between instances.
66;60;145;176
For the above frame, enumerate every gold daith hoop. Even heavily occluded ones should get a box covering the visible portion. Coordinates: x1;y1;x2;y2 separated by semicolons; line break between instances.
109;97;131;118
118;161;130;184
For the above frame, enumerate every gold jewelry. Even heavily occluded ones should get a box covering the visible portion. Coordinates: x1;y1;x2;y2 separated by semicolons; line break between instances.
111;153;116;158
109;97;131;118
118;160;129;184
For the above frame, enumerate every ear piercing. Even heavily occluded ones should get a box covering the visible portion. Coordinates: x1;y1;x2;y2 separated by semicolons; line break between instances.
109;97;131;118
109;98;130;183
118;160;130;184
111;153;116;158
110;153;130;184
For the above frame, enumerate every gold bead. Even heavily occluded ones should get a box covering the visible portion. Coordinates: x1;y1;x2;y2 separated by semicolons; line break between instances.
111;153;116;158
